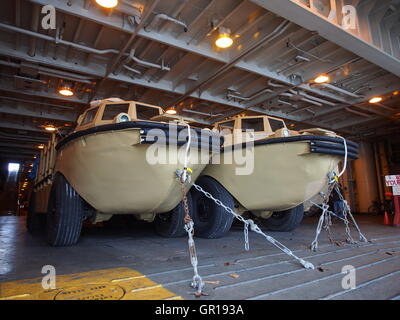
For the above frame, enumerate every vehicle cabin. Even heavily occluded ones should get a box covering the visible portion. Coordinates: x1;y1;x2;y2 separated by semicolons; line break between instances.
76;100;164;132
214;115;288;146
34;100;164;188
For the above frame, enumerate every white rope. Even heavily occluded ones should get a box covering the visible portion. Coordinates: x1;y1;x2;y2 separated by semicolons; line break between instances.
336;135;348;180
177;120;205;296
179;121;191;184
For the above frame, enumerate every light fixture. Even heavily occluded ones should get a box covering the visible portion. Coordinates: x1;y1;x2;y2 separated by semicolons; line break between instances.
165;106;177;115
58;84;74;96
215;27;233;49
8;163;20;173
38;144;45;149
95;0;118;8
281;128;291;137
44;125;57;132
314;74;330;84
369;96;383;104
115;113;131;123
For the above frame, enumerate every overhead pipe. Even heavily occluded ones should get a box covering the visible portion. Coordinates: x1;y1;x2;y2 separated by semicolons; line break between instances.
0;132;47;142
318;83;362;98
289;89;336;106
123;65;142;75
345;107;372;118
280;92;322;106
267;80;285;88
145;13;188;32
227;88;273;101
287;105;314;114
89;0;161;102
168;20;292;108
0;96;76;110
0;60;93;84
277;99;293;106
128;49;170;71
182;108;223;117
0;23;120;55
301;97;323;106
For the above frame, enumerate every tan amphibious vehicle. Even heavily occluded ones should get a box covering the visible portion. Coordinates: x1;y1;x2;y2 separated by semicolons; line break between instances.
191;115;358;235
28;98;358;246
28;99;222;246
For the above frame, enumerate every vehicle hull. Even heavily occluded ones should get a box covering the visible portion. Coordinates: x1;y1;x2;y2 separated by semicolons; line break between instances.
203;139;342;212
53;128;211;214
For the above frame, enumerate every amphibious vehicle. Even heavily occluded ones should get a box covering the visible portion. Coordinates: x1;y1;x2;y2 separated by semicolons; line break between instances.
28;99;221;246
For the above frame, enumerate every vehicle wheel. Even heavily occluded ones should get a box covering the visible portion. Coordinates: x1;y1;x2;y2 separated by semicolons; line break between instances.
154;193;193;238
27;193;45;233
260;204;304;232
191;176;234;239
46;174;84;246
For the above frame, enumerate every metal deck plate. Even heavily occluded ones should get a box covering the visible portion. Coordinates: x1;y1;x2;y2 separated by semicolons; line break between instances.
0;267;182;300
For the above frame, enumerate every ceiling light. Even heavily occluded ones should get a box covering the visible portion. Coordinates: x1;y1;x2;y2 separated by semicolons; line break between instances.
369;96;383;104
95;0;118;8
165;106;177;115
59;86;74;96
215;27;233;48
44;125;57;132
314;74;330;84
38;144;45;149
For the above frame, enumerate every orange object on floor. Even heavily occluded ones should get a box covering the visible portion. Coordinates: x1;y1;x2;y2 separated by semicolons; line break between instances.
384;211;391;225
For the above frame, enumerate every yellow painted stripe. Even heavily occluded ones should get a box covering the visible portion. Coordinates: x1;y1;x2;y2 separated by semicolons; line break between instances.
0;267;181;300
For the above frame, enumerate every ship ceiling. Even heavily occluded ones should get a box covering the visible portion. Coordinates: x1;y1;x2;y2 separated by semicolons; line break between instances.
0;0;399;161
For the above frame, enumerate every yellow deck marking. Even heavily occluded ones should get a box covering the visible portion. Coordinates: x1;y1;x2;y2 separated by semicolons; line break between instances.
0;267;181;300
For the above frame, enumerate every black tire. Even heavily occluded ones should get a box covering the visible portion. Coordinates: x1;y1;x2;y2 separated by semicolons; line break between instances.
154;193;193;238
46;174;84;246
260;204;304;232
191;176;234;239
27;193;45;233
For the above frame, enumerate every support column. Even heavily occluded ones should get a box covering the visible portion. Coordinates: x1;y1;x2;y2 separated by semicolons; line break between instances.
353;141;379;213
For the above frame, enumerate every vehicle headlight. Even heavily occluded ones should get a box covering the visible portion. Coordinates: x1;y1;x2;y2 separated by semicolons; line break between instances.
282;128;290;137
116;113;131;123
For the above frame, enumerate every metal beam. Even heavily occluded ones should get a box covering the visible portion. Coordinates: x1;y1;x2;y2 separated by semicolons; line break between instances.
0;42;351;130
0;119;50;133
0;142;38;150
0;102;76;122
251;0;400;77
27;0;354;104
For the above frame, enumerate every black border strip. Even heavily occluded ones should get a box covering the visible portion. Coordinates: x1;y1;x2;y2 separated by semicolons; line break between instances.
56;121;223;151
310;146;358;160
223;135;358;150
310;140;358;153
